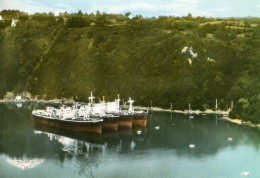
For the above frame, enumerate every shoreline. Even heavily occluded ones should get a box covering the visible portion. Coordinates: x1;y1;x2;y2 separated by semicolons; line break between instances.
0;99;229;115
220;117;260;129
0;99;74;104
135;106;230;115
133;106;260;129
2;99;259;128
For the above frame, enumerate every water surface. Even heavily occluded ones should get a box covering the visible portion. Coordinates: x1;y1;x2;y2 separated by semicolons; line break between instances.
0;103;260;178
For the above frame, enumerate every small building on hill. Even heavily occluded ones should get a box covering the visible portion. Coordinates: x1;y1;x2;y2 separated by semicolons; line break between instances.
11;19;17;27
0;15;2;21
15;95;22;101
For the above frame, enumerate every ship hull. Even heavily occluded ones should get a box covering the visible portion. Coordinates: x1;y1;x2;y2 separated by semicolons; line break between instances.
33;115;102;134
132;114;148;127
118;115;133;129
102;117;119;131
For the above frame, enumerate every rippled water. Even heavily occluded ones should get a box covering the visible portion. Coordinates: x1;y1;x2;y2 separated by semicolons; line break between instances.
1;103;260;178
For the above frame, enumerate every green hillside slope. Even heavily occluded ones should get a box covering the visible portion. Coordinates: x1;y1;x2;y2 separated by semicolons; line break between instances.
0;11;260;122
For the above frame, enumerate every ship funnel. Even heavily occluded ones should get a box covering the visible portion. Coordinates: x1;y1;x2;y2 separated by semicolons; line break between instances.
102;96;105;103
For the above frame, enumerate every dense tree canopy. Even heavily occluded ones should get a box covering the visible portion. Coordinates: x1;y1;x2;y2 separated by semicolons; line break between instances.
0;10;260;122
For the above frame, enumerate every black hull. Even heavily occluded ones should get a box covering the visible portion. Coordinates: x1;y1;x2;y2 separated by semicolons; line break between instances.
33;115;102;134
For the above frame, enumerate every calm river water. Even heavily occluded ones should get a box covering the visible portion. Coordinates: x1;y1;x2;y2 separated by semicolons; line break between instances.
0;103;260;178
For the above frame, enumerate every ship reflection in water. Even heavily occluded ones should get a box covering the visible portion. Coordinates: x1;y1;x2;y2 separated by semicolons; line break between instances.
32;124;148;155
34;129;106;155
7;158;44;170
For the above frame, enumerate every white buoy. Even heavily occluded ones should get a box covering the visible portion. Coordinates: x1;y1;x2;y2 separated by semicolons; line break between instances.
227;138;233;141
155;126;160;130
137;131;142;135
172;124;175;126
189;144;195;148
241;171;250;176
190;115;194;119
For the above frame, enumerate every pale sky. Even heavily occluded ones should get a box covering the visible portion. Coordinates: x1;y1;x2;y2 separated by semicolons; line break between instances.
0;0;259;17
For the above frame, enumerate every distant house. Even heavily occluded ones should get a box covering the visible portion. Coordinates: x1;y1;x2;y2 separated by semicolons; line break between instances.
181;46;197;58
11;19;17;27
181;46;189;54
187;58;192;65
15;95;22;101
0;15;2;21
207;57;216;63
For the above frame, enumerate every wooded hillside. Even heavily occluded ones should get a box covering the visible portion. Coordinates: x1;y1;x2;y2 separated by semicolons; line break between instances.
0;10;260;122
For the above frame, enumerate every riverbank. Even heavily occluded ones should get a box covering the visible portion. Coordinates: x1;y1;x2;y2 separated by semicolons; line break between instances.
135;106;230;115
2;98;260;129
136;106;259;129
220;117;260;129
0;99;74;104
0;99;230;115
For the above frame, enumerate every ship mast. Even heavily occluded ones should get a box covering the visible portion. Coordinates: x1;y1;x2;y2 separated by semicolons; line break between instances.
128;97;134;113
88;92;95;103
116;94;120;112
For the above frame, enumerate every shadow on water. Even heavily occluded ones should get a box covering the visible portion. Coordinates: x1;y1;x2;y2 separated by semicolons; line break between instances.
1;103;260;177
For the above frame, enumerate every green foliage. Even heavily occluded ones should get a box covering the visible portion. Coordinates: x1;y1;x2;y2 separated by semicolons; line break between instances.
0;10;260;122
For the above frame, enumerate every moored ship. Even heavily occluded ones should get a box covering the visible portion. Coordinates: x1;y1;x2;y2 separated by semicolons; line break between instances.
32;106;103;134
87;93;119;132
32;92;149;133
122;97;148;128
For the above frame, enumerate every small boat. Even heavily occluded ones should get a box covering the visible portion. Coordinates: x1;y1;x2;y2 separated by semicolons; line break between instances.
241;171;250;176
32;107;103;134
189;144;195;148
137;130;142;134
227;138;233;141
155;126;160;130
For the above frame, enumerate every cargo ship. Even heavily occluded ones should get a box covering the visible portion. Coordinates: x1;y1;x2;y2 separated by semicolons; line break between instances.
32;93;149;133
32;106;103;134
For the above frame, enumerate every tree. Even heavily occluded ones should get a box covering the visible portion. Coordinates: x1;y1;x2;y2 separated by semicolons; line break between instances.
125;12;131;17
